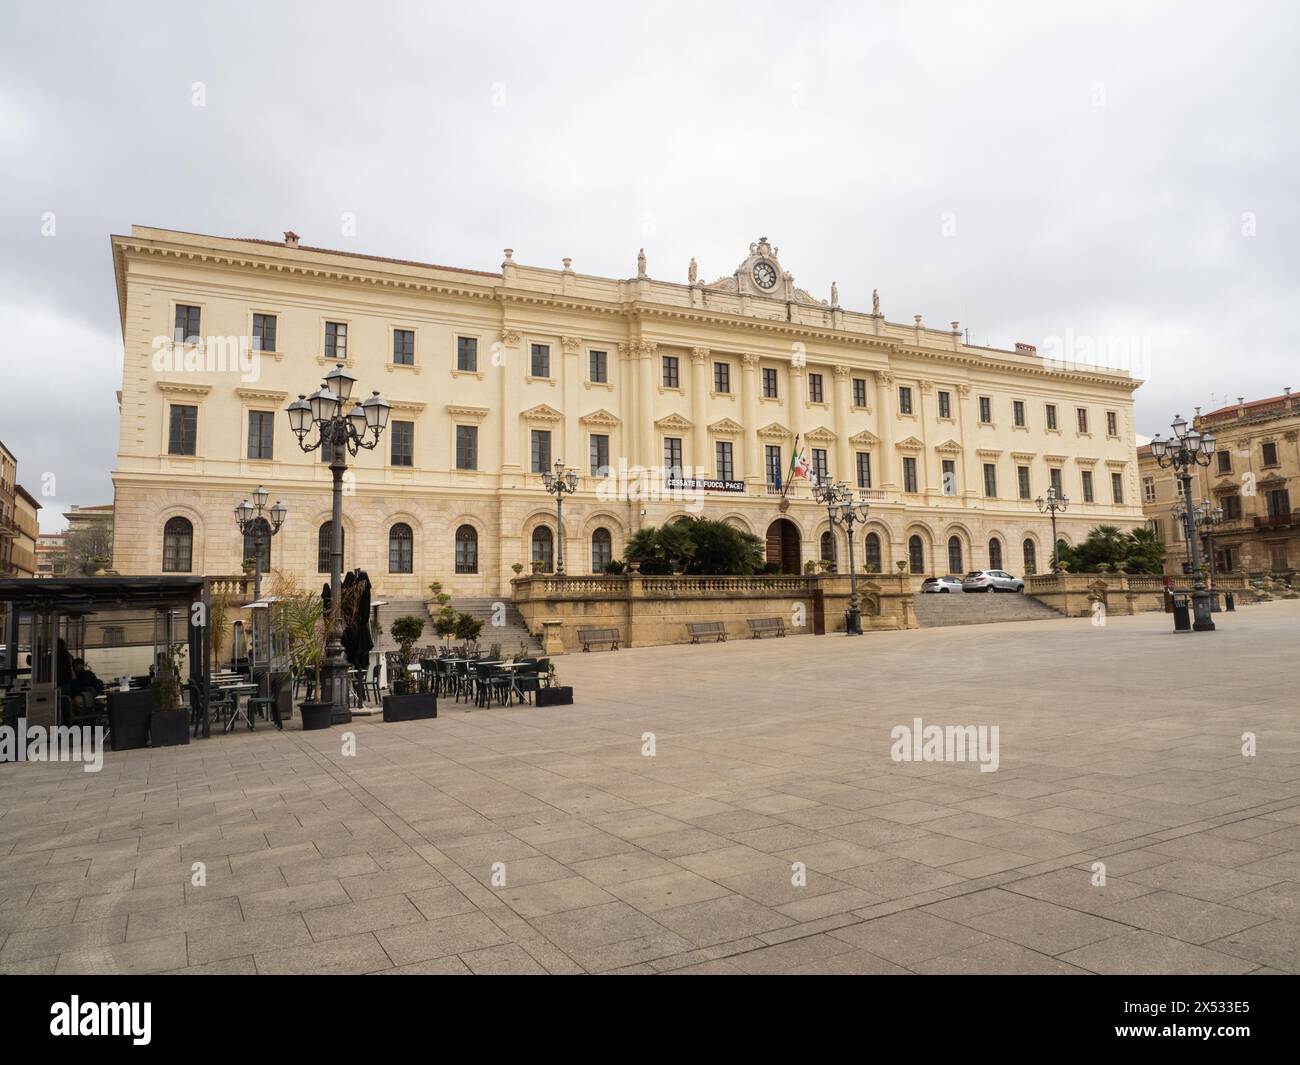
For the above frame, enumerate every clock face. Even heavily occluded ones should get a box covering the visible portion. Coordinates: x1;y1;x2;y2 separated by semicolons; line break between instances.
752;260;778;290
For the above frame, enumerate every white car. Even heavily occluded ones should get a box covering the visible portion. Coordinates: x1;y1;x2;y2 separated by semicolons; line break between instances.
920;575;965;593
962;570;1025;593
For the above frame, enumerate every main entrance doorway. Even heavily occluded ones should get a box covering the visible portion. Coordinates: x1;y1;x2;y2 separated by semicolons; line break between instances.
766;518;802;574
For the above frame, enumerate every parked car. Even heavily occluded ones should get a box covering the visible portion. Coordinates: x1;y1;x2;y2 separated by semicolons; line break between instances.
962;570;1025;593
920;575;965;593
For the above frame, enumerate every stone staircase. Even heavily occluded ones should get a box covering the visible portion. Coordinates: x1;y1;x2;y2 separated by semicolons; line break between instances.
912;591;1064;628
373;599;430;652
441;597;541;654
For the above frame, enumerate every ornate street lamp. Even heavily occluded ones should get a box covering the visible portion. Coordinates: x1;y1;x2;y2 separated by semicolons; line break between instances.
1035;485;1070;573
813;478;840;574
1150;414;1217;632
540;459;579;577
1177;499;1226;609
286;363;390;721
817;479;871;635
233;486;286;602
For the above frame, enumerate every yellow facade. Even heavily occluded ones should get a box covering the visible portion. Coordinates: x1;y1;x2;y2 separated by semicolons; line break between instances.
110;227;1144;597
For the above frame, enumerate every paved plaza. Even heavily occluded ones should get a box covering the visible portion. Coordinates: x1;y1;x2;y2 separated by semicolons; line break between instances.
2;601;1299;975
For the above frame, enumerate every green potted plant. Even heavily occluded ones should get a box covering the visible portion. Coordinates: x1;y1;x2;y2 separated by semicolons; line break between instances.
511;562;525;577
383;614;437;721
149;640;190;746
280;591;332;730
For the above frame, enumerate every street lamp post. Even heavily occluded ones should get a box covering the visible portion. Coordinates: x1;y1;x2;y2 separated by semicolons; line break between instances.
234;485;287;602
1035;485;1070;573
286;363;390;721
540;460;578;576
1150;414;1217;632
817;480;871;635
1180;500;1226;610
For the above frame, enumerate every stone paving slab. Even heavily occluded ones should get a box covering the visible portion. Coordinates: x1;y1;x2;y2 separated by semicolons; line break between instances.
2;601;1299;974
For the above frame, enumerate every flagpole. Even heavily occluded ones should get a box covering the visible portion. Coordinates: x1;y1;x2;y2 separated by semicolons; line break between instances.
781;434;799;500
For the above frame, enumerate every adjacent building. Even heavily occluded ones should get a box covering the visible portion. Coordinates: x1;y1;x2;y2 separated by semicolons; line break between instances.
110;227;1144;597
1140;389;1299;578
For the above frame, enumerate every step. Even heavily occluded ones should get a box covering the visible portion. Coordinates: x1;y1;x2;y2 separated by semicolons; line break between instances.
912;591;1063;627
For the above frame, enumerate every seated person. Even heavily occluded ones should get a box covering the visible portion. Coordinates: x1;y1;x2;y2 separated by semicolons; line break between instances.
70;658;105;696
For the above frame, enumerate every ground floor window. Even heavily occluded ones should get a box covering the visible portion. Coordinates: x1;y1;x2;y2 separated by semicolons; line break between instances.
388;522;413;573
532;527;554;572
1023;539;1036;574
947;536;963;574
162;516;193;572
591;527;612;572
865;532;882;572
455;525;478;574
908;535;925;574
988;537;1003;570
318;522;345;573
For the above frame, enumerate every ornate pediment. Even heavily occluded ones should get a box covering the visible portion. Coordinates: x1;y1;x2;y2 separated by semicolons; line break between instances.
896;436;925;452
708;417;745;435
654;413;693;431
1011;451;1036;462
757;421;792;440
388;399;427;414
521;403;564;423
848;429;880;447
701;236;831;307
446;404;489;420
933;438;963;455
235;387;288;403
1075;455;1099;466
803;425;837;443
1043;453;1068;464
976;448;1003;458
579;408;621;427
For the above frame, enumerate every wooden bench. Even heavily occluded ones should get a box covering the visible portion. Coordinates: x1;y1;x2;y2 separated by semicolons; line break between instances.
686;621;728;643
577;627;621;652
748;617;786;639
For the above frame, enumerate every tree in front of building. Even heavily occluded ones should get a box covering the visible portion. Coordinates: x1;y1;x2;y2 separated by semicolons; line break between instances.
1057;524;1165;575
61;520;114;576
627;517;765;575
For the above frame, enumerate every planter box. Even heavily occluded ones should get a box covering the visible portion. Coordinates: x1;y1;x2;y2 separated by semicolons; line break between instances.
299;701;334;731
108;688;159;751
149;709;190;747
381;693;438;722
535;686;574;707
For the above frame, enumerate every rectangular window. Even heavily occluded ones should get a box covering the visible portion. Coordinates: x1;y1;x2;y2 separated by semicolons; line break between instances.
530;429;552;474
1081;470;1094;503
716;440;734;481
714;362;730;393
1050;468;1063;496
247;411;274;460
457;336;478;372
662;356;680;389
902;456;918;493
983;462;997;498
937;390;951;418
664;437;683;477
1222;493;1241;520
898;386;913;415
455;425;477;470
168;405;197;456
853;378;867;407
809;373;824;404
979;396;992;423
812;448;829;484
390;420;414;466
765;445;782;488
1076;407;1089;433
1017;466;1031;500
252;313;277;353
1106;410;1118;436
174;304;200;343
530;343;550;378
1216;450;1231;474
1013;400;1026;427
1045;404;1058;430
762;367;778;398
393;328;415;366
1143;475;1156;502
589;434;609;475
588;349;607;383
942;459;957;495
1111;471;1124;504
856;452;872;490
325;321;348;359
1262;441;1279;466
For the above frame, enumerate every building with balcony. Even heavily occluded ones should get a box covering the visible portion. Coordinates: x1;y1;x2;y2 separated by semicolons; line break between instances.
1139;388;1299;578
109;227;1144;597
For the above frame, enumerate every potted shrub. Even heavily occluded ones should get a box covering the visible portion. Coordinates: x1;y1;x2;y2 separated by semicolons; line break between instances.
150;640;190;746
383;614;436;722
511;562;525;577
282;591;333;730
536;663;573;706
603;559;626;575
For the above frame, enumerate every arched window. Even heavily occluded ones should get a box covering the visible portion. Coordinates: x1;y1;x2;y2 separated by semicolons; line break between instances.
162;517;193;573
455;525;478;574
388;523;413;574
819;530;835;566
531;527;554;573
318;522;345;573
947;536;963;575
1023;538;1037;575
864;532;882;572
988;537;1003;571
908;535;925;574
242;517;271;574
591;527;613;572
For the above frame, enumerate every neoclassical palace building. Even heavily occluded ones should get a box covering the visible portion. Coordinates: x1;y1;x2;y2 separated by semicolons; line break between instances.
110;227;1144;597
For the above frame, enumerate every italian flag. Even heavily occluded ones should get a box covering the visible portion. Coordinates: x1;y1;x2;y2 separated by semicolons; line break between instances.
788;436;814;484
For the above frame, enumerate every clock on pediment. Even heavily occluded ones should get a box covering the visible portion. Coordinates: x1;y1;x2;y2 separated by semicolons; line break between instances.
702;236;825;305
752;259;778;291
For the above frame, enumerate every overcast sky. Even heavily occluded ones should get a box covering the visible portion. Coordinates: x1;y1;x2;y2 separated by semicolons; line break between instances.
2;0;1296;531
